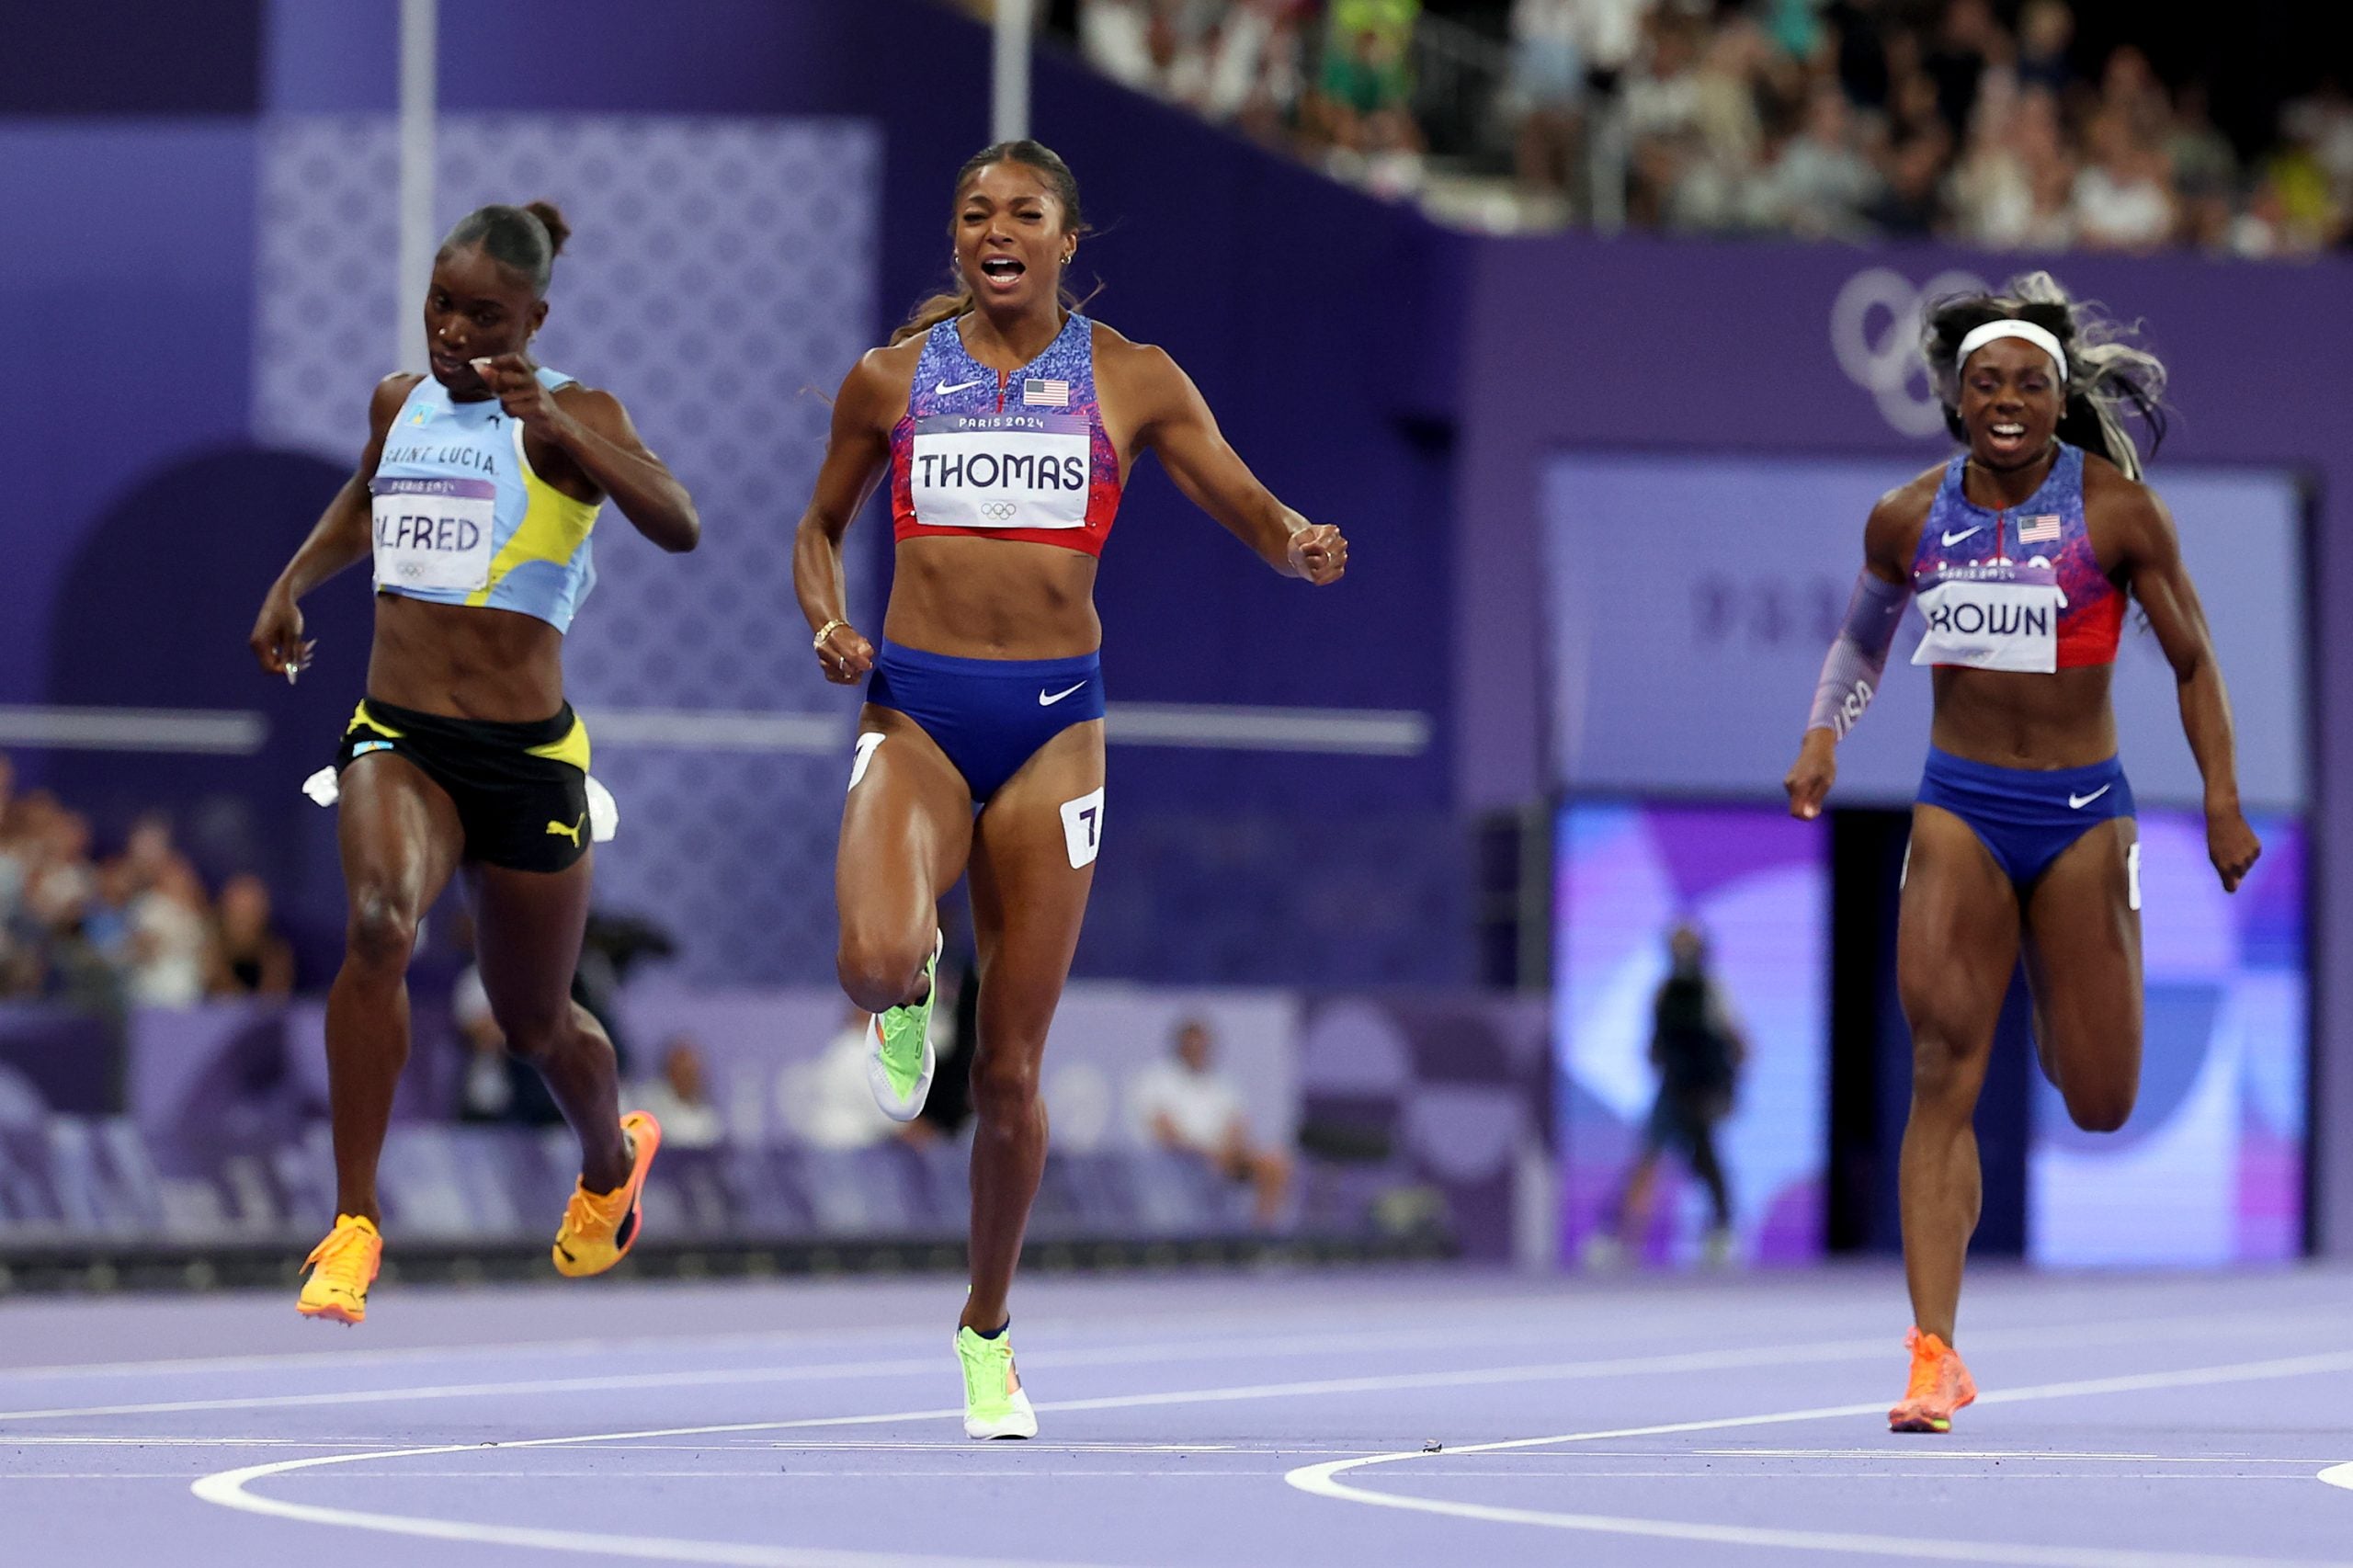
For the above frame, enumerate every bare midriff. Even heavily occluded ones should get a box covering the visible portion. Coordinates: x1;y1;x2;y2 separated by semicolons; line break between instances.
1928;663;2120;770
881;535;1101;660
367;593;567;722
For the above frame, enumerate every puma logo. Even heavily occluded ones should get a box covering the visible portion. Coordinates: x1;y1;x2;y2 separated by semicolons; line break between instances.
546;813;586;846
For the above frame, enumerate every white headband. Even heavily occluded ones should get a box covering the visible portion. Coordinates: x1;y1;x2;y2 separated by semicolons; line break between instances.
1956;320;2068;386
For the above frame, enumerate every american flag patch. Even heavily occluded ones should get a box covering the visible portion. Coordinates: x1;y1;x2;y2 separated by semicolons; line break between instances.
2018;514;2062;544
1022;379;1070;408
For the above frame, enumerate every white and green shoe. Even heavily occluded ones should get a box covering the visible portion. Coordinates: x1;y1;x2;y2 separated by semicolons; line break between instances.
955;1324;1038;1440
864;930;941;1122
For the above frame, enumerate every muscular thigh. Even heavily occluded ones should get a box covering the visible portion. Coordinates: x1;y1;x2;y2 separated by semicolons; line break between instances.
2021;817;2142;1090
968;719;1105;1037
337;753;463;915
1897;803;2022;1059
839;705;976;923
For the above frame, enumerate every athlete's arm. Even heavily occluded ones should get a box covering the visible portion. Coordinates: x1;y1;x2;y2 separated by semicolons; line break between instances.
247;373;415;677
2108;473;2261;892
1116;343;1347;585
1784;484;1922;820
475;355;700;552
792;349;900;685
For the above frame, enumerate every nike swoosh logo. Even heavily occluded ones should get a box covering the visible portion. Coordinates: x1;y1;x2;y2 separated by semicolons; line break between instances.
1039;681;1088;707
935;378;986;396
1941;526;1984;547
2069;785;2112;810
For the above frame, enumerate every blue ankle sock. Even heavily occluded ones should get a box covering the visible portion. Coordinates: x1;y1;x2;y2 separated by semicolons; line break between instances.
970;1319;1007;1340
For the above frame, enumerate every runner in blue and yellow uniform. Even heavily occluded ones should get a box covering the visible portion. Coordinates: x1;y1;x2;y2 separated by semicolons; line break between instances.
248;201;700;1324
1785;274;2260;1433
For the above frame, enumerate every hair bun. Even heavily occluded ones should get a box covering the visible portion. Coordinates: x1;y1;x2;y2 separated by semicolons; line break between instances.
524;200;572;256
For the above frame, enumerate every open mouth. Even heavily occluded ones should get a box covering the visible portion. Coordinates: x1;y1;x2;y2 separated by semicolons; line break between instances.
1985;420;2029;453
980;256;1026;290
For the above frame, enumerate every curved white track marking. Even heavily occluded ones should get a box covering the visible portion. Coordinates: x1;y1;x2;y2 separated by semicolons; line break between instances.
1288;1348;2353;1568
194;1449;1113;1568
2317;1462;2353;1492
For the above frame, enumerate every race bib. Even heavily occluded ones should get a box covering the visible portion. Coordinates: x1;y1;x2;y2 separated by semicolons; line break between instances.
371;477;495;593
909;413;1089;531
1911;572;2063;674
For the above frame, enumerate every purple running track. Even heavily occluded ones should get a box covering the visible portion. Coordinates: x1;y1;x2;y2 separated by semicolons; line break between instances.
6;1266;2353;1566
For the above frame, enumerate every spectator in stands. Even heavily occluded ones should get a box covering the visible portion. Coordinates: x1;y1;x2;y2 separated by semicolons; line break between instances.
1129;1017;1292;1228
2013;0;2073;98
790;1004;910;1151
1302;0;1426;198
2073;107;2175;252
1508;0;1590;204
1078;0;1155;92
1767;84;1879;237
633;1036;724;1151
210;872;295;997
123;858;211;1008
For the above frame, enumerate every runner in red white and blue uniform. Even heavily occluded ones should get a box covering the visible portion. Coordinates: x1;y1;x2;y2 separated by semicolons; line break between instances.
1784;273;2260;1435
790;140;1347;1439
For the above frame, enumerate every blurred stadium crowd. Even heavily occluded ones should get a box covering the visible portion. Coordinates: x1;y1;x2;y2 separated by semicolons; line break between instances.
1038;0;2352;251
0;756;292;1009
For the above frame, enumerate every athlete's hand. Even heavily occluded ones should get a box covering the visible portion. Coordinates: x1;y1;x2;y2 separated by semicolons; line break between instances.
1785;729;1836;820
472;353;574;437
2207;806;2261;893
248;586;315;680
815;621;875;686
1287;524;1348;585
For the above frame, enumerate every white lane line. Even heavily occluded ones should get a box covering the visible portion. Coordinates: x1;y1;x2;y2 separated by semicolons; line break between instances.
0;1323;1547;1424
2315;1462;2353;1492
34;1301;2313;1426
1286;1348;2353;1568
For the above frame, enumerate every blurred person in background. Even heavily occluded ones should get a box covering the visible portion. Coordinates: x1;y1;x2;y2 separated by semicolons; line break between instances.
1583;923;1745;1271
1129;1017;1292;1228
1508;0;1590;204
795;137;1346;1439
633;1036;724;1151
249;198;701;1324
2012;0;2072;98
1767;84;1879;237
124;858;212;1009
1302;0;1427;198
2073;108;2175;252
791;1005;912;1151
210;872;296;998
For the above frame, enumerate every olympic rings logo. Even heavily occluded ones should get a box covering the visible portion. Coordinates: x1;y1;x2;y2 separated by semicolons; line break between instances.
980;502;1017;521
1830;267;1989;437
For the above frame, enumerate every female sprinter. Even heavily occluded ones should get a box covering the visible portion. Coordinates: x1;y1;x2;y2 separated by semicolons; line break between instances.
1784;273;2260;1433
793;141;1348;1438
248;202;700;1324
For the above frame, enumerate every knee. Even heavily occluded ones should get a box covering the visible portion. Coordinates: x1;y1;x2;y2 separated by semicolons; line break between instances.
496;1006;572;1065
344;889;420;975
2063;1081;2135;1133
836;930;929;1014
969;1047;1042;1126
1906;1028;1980;1108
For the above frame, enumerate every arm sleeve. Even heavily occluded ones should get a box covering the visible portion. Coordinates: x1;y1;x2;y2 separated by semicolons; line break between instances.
1806;569;1911;737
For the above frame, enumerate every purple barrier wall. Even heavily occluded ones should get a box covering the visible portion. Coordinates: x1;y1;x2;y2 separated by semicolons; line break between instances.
1454;236;2353;1252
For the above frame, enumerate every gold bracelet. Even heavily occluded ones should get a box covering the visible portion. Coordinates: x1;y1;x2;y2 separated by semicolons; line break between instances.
813;618;847;651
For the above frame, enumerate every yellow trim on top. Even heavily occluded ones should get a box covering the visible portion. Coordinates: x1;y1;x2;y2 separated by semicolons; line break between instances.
526;712;592;773
465;420;601;611
348;701;405;740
